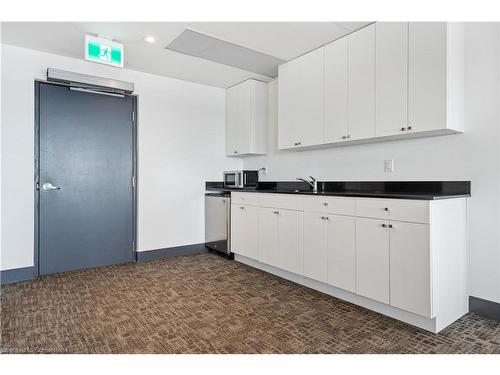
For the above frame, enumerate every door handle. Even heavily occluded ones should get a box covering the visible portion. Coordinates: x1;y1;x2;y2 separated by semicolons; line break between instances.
42;182;60;191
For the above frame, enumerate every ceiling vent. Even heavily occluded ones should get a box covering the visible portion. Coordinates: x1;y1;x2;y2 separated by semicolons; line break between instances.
165;29;285;77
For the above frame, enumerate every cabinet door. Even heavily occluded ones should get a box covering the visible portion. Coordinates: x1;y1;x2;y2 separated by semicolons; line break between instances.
355;217;390;304
324;37;349;143
278;48;324;149
408;22;447;133
326;215;356;293
376;22;409;137
348;24;376;140
226;82;250;155
231;205;259;259
303;212;327;283
278;209;303;274
390;222;432;317
258;207;280;267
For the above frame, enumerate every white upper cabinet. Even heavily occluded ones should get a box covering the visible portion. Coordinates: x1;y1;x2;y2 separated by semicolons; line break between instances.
278;47;324;149
324;37;349;143
276;22;464;151
225;79;268;157
348;24;376;140
408;23;464;134
376;22;409;137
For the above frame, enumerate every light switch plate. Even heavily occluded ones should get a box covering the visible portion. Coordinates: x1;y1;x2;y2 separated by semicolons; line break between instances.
384;160;394;172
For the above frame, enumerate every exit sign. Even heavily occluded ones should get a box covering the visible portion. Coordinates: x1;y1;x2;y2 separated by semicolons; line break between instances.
85;35;124;68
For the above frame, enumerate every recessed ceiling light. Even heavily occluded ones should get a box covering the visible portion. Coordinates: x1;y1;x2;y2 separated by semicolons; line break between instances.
144;35;156;44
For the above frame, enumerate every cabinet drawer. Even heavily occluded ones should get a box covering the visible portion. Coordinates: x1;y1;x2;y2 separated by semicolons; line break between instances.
231;192;261;206
259;193;303;211
302;196;355;216
356;198;430;223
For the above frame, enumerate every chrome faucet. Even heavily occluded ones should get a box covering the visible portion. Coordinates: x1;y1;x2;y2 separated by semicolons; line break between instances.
296;176;318;193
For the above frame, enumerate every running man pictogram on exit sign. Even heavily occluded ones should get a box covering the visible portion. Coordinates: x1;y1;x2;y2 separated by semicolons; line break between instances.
85;35;124;68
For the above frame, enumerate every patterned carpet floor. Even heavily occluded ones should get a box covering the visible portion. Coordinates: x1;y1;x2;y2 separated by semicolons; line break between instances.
1;253;500;354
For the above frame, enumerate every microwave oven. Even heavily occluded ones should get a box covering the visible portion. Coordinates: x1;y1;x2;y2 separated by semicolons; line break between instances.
223;170;259;189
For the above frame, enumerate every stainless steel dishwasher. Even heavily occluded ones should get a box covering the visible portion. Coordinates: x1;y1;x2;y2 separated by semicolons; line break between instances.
205;192;232;258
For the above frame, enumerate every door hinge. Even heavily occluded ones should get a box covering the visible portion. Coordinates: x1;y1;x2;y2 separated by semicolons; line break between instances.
132;176;135;188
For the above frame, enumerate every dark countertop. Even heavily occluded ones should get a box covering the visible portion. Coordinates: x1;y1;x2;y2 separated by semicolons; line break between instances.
205;181;471;200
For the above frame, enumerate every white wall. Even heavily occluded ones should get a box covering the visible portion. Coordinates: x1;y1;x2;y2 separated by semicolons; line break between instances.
0;44;242;270
243;23;500;303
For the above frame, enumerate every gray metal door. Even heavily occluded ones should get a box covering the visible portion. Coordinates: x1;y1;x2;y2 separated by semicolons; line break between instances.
38;82;135;275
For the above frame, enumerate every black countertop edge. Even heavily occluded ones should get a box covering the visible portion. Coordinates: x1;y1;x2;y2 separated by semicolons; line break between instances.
205;181;471;200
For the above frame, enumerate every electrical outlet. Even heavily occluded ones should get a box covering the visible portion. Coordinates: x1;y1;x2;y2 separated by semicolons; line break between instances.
384;160;394;173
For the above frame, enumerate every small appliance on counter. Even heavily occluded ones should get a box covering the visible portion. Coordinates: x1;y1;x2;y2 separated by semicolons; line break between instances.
204;192;232;258
223;170;258;189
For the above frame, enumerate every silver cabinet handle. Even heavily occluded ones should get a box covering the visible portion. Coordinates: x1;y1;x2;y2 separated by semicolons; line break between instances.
400;127;407;131
293;141;302;146
42;182;60;191
341;136;347;140
407;126;412;131
233;150;238;154
346;135;351;139
240;206;245;210
322;202;328;206
388;224;394;228
384;207;390;212
381;223;387;228
274;210;280;214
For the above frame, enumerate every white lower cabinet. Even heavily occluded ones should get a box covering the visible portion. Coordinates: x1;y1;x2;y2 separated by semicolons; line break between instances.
231;204;259;260
303;212;327;282
355;217;432;314
303;212;356;291
326;215;356;293
258;207;279;266
355;217;390;304
390;221;432;317
231;192;467;333
278;209;303;274
258;207;303;274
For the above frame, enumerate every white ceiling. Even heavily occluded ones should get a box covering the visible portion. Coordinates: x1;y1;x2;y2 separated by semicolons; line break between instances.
1;22;371;88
